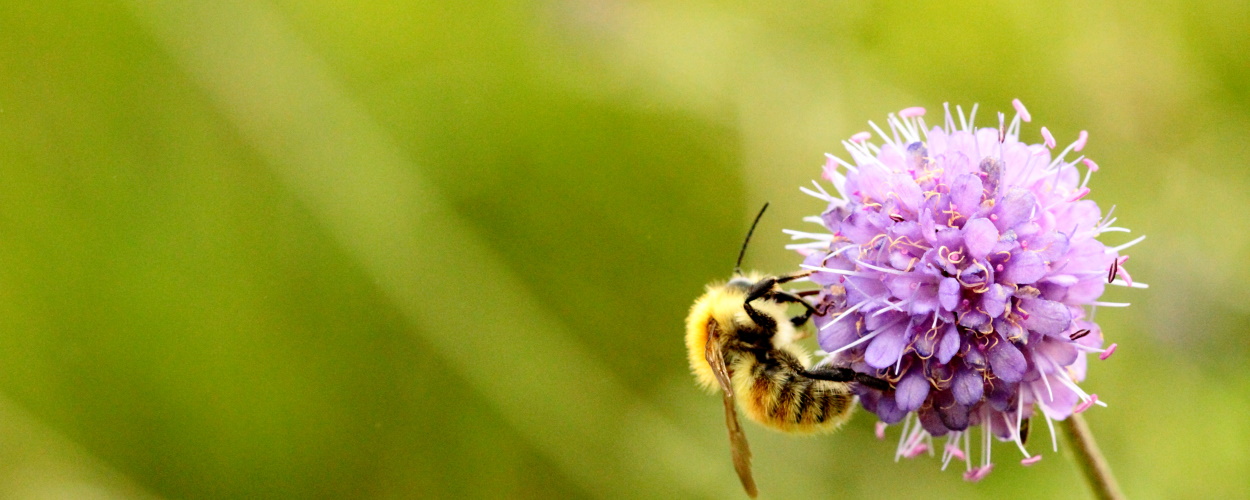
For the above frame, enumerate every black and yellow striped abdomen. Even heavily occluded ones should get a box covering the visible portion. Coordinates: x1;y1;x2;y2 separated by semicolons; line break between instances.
730;351;855;434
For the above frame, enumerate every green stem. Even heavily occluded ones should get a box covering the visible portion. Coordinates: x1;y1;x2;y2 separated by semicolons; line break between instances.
1062;413;1125;500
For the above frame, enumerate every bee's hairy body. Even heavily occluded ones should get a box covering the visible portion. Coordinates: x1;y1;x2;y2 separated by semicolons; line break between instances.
732;349;854;433
685;204;891;498
686;273;854;433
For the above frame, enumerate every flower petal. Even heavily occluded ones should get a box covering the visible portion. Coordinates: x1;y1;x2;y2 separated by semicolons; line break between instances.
853;163;891;199
1066;276;1107;304
981;283;1010;317
874;392;907;424
945;131;976;161
895;370;930;412
988;338;1027;383
817;311;861;352
845;275;888;304
918;406;950;436
864;320;909;369
986;376;1015;412
886;273;928;301
804;251;846;287
876;144;907;173
1001;250;1047;284
963;343;987;370
962;218;999;260
1036;376;1079;419
919;208;938;244
994;317;1026;343
952;367;984;405
839;210;880;243
936;323;961;364
891;174;925;214
938;277;961;311
993;188;1037;231
913;323;940;358
935;391;971;431
1036;337;1079;367
958;311;990;332
1035;231;1070;262
949;174;984;216
1020;298;1072;336
908;283;939;316
927;127;949;156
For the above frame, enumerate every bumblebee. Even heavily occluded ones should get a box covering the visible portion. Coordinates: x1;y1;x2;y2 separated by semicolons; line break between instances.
685;203;890;498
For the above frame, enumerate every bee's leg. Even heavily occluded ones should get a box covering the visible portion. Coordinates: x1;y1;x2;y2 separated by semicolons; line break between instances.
743;281;779;331
744;271;815;329
773;270;812;284
804;366;893;391
769;291;818;327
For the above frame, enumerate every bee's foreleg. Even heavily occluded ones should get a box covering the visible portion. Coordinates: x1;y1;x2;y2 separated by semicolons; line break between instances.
745;271;820;331
773;270;812;284
768;291;818;327
804;366;893;391
743;280;779;331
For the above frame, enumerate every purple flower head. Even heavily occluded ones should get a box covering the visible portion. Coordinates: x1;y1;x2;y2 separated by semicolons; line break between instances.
788;101;1144;480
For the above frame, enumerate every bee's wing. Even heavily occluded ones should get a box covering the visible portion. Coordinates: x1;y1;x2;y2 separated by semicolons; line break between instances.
705;319;757;498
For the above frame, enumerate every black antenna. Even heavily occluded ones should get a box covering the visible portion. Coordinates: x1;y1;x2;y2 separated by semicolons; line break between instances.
734;202;770;275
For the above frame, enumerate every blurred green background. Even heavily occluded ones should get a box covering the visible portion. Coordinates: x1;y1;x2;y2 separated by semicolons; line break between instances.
0;0;1245;498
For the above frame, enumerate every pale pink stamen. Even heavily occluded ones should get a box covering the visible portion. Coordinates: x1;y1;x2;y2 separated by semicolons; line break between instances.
1074;393;1099;413
1041;126;1057;149
875;421;887;440
1083;158;1100;171
1114;255;1133;286
900;106;926;118
945;444;967;461
963;464;994;482
904;443;929;458
1074;130;1089;152
1021;455;1043;466
1068;187;1090;202
1118;267;1134;287
1099;343;1118;361
851;131;872;143
1012;99;1032;122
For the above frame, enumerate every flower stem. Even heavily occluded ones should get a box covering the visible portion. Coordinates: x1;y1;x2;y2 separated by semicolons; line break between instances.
1062;413;1125;500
